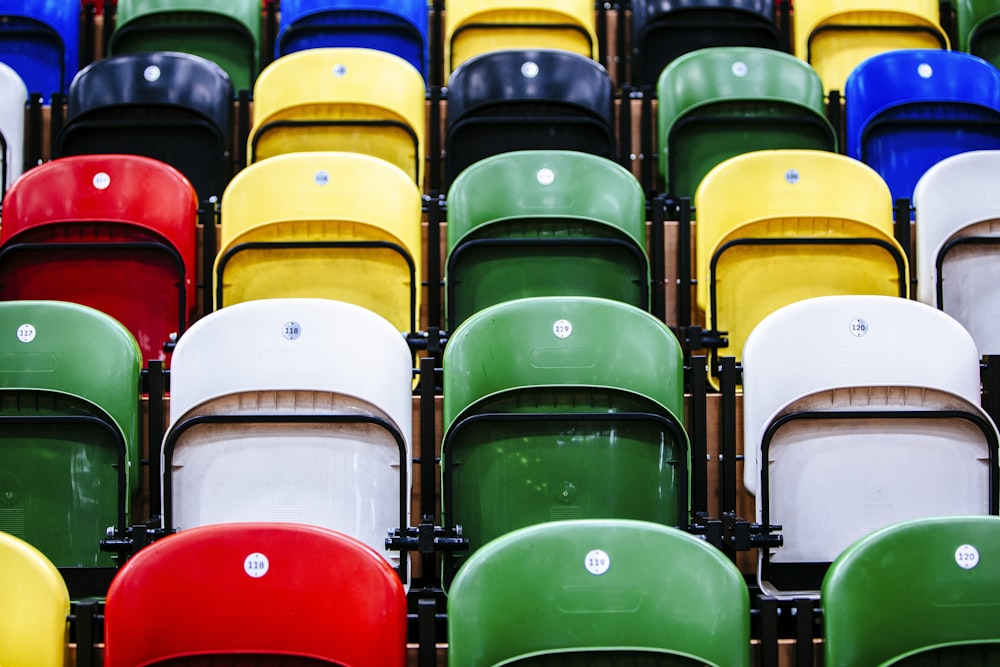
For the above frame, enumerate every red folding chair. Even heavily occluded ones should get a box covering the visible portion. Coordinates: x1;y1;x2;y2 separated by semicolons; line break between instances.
103;523;408;666
0;154;197;366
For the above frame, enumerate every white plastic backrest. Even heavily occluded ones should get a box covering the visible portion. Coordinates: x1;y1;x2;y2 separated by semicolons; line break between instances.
742;294;981;494
914;150;1000;307
0;62;26;192
168;298;412;442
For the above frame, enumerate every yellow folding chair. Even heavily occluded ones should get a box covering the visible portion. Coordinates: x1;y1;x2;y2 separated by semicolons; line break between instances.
215;152;423;335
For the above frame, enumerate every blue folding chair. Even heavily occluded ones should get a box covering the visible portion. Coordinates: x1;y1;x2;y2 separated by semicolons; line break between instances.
846;49;1000;204
0;0;80;100
275;0;429;80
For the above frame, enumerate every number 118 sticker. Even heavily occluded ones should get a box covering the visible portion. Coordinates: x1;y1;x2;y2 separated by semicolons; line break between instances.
244;552;270;578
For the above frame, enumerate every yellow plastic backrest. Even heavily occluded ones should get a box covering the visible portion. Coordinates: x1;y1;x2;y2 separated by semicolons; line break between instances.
249;48;426;185
793;0;948;94
216;152;422;332
0;533;69;667
445;0;597;78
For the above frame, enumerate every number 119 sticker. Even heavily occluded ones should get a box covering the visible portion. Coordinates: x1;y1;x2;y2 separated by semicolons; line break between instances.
553;319;572;339
585;549;610;576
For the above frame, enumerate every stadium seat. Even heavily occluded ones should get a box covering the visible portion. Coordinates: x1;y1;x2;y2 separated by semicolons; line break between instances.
657;46;836;200
248;47;425;186
161;299;413;578
0;532;70;667
0;62;26;194
0;301;142;597
823;516;1000;666
103;523;408;667
0;0;80;100
441;296;689;586
59;51;234;204
631;0;783;88
444;0;597;80
215;151;422;336
958;0;1000;68
694;149;908;384
447;519;750;666
275;0;429;79
845;48;1000;205
445;150;649;330
743;295;1000;597
914;150;1000;356
0;154;199;366
108;0;261;93
793;0;948;95
444;48;616;187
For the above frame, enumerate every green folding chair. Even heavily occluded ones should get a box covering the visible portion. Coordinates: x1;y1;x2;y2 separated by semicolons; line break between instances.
109;0;261;93
441;296;689;587
445;150;649;330
0;301;142;598
823;516;1000;666
448;519;750;666
657;46;836;200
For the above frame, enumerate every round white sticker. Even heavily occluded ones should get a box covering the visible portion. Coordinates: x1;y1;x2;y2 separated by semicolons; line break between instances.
585;549;610;576
93;172;111;190
314;170;330;186
731;61;748;77
536;168;555;186
16;323;35;343
244;552;269;578
333;64;347;78
282;321;302;340
521;61;539;79
918;63;933;79
849;318;868;337
553;319;572;339
784;169;800;185
143;65;161;82
955;544;980;570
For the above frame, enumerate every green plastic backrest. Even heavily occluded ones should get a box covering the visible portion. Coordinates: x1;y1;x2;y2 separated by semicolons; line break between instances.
656;46;834;198
447;519;751;667
110;0;261;92
957;0;1000;64
822;515;1000;667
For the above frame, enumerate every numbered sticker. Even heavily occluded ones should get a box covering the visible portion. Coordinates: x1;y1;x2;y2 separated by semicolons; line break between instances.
731;61;748;77
314;170;330;186
585;549;611;576
849;318;868;337
521;61;539;78
536;168;555;186
333;63;347;78
553;319;573;339
784;169;800;185
16;323;35;343
282;321;302;340
143;65;161;82
955;544;980;570
918;63;934;79
244;552;270;578
93;172;111;190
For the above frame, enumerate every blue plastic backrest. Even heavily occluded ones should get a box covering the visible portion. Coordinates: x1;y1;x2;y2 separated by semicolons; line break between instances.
0;0;80;101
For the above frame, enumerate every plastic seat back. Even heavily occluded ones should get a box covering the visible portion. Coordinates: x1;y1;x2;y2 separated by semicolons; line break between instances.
0;0;79;101
958;0;1000;68
0;154;199;366
59;51;234;204
109;0;260;93
0;533;70;667
103;523;408;667
657;46;835;200
215;152;422;335
695;149;907;382
248;47;425;186
441;296;689;585
793;0;948;95
445;49;615;187
448;520;750;667
631;0;782;87
163;299;413;577
914;150;1000;356
275;0;429;79
444;0;597;80
0;62;25;194
845;49;1000;204
0;301;141;596
743;295;999;597
445;150;649;329
823;516;1000;666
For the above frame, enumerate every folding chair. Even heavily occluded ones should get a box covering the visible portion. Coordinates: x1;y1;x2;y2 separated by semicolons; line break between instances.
0;62;26;194
445;149;649;330
657;46;836;200
59;51;233;204
248;47;425;186
441;296;689;586
823;516;1000;666
215;152;422;336
161;298;413;579
103;523;408;667
845;48;1000;204
743;295;1000;597
0;300;142;598
448;519;750;666
957;0;1000;68
0;0;80;100
914;150;1000;356
0;154;198;366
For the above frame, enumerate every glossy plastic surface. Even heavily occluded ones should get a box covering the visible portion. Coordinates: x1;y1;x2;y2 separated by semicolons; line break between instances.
0;62;26;192
0;0;80;100
957;0;1000;67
